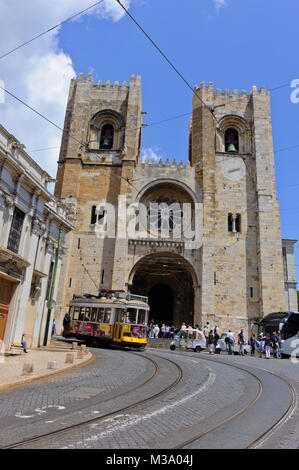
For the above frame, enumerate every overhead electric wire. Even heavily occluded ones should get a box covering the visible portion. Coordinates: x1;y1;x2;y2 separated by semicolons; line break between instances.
115;0;223;131
2;82;299;218
2;81;299;171
0;0;105;61
0;83;83;147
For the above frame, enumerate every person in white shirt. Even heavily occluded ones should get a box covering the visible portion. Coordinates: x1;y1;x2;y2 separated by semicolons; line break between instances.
203;325;209;348
226;330;235;355
154;324;160;339
181;323;187;330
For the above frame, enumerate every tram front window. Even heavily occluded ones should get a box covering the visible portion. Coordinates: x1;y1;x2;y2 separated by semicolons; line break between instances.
97;308;105;323
115;308;126;323
137;310;146;325
79;307;85;321
126;308;137;324
84;307;91;321
73;307;80;320
104;308;111;323
91;308;98;322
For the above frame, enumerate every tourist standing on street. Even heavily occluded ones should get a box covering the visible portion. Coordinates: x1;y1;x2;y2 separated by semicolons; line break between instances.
249;333;256;356
21;334;28;353
214;329;220;349
238;329;245;356
258;334;265;358
165;325;170;338
271;332;279;359
277;331;282;358
170;326;175;339
149;320;155;338
154;324;160;339
203;325;209;349
187;324;193;337
208;330;215;354
265;333;272;359
226;330;235;355
63;313;70;336
51;319;56;337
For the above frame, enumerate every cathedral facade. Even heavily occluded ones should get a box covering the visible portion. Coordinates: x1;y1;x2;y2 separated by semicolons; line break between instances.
54;73;297;336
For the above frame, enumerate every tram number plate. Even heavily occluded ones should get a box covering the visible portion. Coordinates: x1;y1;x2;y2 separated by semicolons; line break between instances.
123;325;131;333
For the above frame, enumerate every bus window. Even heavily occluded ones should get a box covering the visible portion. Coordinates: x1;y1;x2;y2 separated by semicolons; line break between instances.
138;310;146;325
97;308;105;323
104;308;111;323
127;308;137;324
84;307;91;321
282;313;299;339
91;308;98;322
73;307;80;320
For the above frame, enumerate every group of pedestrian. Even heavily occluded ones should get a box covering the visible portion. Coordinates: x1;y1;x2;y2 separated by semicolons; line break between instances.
257;331;281;359
147;320;178;339
148;320;202;339
203;323;220;355
149;318;282;360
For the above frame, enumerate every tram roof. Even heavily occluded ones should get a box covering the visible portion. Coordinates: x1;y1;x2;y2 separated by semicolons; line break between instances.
70;296;149;309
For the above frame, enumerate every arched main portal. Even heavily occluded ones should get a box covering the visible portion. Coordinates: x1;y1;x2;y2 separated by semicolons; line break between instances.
129;253;197;328
148;283;174;326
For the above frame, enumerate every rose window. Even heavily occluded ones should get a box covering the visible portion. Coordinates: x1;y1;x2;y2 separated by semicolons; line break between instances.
148;197;183;234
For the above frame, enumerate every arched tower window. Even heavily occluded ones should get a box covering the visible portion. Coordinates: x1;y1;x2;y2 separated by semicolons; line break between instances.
228;213;233;232
100;124;114;150
235;214;241;233
225;128;239;153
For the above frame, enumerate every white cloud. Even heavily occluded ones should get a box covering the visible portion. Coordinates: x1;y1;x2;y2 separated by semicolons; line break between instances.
141;146;165;163
0;0;132;179
212;0;229;12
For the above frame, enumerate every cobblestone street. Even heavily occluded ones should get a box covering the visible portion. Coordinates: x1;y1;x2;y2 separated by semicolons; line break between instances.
0;347;297;449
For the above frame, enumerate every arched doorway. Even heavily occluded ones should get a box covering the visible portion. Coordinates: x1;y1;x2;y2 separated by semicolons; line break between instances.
148;283;174;326
129;253;197;328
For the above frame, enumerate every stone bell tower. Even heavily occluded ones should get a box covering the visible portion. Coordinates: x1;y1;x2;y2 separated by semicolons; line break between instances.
54;73;143;307
190;82;286;332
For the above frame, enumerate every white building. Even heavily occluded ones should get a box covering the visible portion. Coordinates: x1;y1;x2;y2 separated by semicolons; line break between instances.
0;124;74;354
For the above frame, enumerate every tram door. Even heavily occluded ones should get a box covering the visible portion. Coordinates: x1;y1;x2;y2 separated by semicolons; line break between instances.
0;278;14;342
113;323;123;343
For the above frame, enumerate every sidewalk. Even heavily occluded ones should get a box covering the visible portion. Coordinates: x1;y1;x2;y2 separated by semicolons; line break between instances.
0;346;94;392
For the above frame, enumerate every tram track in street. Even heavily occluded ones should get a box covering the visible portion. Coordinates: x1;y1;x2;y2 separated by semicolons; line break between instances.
1;351;184;449
163;351;297;450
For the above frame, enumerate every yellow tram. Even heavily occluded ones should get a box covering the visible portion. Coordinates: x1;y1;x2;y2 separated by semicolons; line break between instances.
64;291;150;350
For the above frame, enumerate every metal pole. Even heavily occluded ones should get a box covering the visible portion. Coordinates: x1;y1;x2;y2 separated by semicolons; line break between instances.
43;227;62;346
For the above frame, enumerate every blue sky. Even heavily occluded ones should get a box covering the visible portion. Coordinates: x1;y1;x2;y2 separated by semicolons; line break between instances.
0;0;298;281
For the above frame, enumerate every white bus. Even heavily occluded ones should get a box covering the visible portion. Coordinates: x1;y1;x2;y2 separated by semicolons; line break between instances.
259;311;299;358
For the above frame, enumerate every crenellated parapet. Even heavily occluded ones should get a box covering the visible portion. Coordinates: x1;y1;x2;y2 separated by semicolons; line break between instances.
140;157;191;169
193;81;269;105
76;72;140;91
